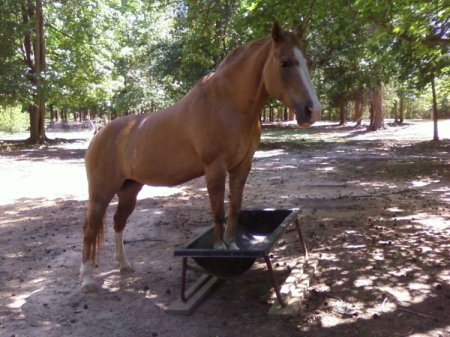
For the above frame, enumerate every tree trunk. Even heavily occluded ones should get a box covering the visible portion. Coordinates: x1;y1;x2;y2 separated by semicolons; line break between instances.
339;100;347;125
34;0;46;143
398;95;405;124
353;99;363;127
22;0;47;144
431;76;439;141
393;101;398;123
367;86;385;131
28;104;39;140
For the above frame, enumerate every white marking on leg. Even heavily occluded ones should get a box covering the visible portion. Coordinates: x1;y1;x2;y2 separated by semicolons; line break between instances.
213;240;227;250
80;260;99;292
224;226;240;250
114;231;134;273
227;241;239;250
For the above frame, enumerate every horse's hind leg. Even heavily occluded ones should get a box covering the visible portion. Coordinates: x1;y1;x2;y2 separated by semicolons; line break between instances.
81;194;114;293
113;180;142;273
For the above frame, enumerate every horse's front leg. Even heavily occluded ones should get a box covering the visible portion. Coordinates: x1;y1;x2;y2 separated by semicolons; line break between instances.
224;163;251;250
205;163;227;249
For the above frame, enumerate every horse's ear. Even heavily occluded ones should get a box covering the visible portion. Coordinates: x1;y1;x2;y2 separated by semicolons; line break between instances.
295;24;305;41
271;21;282;42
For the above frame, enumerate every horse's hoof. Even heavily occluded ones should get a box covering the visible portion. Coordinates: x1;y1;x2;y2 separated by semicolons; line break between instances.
119;264;135;274
81;280;99;293
213;241;227;250
226;241;239;250
114;257;135;274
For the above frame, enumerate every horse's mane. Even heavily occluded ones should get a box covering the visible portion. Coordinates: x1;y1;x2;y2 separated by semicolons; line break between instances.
216;36;271;71
191;36;271;88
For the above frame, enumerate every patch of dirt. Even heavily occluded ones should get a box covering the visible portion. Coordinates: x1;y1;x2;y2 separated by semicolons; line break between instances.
1;121;449;337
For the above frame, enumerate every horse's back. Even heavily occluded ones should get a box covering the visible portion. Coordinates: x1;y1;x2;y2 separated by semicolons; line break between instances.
85;108;204;188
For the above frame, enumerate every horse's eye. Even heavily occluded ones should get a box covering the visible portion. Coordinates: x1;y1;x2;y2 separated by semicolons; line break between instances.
280;60;289;68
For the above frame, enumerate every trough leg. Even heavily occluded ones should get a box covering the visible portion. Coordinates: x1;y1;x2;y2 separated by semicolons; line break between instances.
181;257;188;302
264;255;285;307
295;219;308;259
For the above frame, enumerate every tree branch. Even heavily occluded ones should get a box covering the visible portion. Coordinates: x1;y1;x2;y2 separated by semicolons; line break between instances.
369;14;450;48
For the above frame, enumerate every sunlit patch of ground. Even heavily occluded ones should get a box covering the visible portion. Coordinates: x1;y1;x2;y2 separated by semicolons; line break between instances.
0;119;449;337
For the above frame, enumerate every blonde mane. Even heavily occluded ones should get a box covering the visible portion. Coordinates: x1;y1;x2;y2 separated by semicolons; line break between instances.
216;36;271;72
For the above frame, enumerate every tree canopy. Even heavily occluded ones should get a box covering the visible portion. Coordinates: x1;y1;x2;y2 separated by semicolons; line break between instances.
0;0;448;141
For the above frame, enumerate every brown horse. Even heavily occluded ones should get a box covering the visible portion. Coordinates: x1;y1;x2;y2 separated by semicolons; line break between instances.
80;22;321;292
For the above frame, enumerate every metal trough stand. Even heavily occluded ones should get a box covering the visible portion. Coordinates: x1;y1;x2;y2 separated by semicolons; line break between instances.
167;208;310;315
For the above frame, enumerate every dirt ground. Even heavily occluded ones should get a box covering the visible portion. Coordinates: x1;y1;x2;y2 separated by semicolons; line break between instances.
0;120;449;337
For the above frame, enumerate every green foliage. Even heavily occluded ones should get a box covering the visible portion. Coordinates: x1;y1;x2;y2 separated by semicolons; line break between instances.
44;0;115;111
360;0;449;90
0;106;29;133
0;0;33;107
0;0;447;125
163;1;244;95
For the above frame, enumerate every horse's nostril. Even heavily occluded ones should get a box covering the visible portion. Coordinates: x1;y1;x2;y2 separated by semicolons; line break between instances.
305;106;313;119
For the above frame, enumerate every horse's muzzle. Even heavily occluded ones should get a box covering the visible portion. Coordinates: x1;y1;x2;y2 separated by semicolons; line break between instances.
294;103;321;127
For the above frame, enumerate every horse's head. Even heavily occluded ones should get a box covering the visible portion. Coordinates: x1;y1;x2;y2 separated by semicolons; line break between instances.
263;22;322;126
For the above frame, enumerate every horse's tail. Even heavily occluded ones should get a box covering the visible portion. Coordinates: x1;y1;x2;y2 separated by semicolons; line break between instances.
82;213;105;264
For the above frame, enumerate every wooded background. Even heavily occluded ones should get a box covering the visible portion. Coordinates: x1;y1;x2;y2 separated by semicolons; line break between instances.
0;0;448;143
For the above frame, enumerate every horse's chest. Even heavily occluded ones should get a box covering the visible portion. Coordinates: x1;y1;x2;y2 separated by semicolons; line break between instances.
228;129;261;166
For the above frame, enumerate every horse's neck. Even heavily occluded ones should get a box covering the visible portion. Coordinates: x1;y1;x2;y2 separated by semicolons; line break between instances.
207;39;272;116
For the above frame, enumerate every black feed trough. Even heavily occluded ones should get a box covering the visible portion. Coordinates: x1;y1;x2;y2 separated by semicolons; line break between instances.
171;208;308;311
174;208;300;277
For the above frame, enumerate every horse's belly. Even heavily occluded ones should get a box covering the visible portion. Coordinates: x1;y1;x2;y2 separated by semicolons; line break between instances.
136;168;204;187
129;150;204;187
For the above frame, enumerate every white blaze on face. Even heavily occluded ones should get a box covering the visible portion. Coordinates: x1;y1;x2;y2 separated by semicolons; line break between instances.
293;47;322;115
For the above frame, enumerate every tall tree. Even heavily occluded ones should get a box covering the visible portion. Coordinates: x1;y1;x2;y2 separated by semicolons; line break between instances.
431;77;439;141
1;0;447;136
29;0;47;143
45;0;115;118
1;0;47;143
359;0;450;134
0;1;29;107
